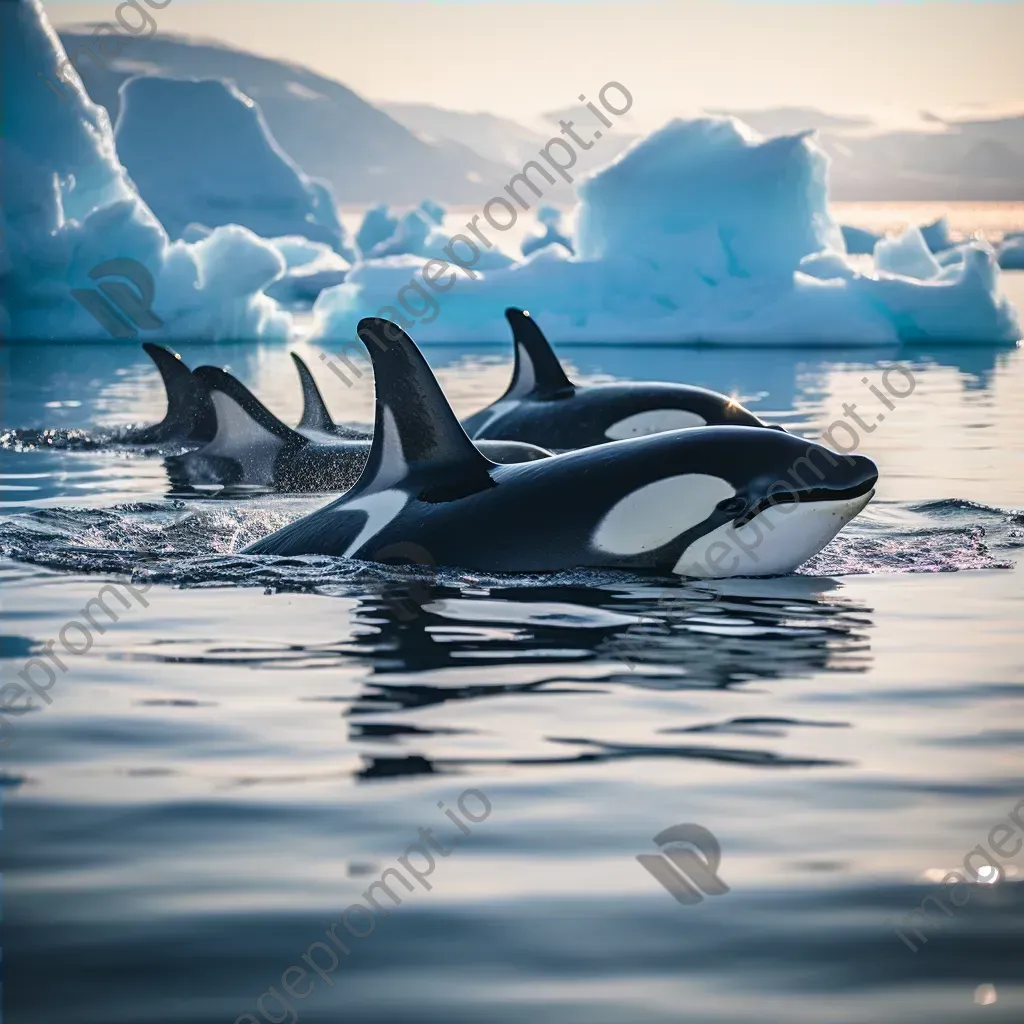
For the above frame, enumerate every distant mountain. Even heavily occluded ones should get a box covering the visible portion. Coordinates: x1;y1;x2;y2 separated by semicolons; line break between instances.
386;100;639;196
705;106;874;137
712;106;1024;200
824;125;1024;201
381;102;548;168
57;28;514;205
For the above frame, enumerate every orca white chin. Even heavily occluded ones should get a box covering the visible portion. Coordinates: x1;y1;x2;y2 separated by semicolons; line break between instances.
674;489;875;578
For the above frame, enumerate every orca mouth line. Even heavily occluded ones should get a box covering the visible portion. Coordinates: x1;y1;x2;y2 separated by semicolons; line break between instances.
733;481;877;528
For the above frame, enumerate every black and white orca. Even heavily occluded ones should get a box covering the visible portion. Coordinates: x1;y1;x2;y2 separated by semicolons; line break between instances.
167;364;552;492
245;318;878;577
289;352;369;441
459;309;769;450
121;343;216;445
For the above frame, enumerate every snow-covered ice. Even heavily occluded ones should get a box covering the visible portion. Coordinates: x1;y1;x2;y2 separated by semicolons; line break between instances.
355;205;399;258
840;224;881;256
522;206;575;258
4;0;1019;346
999;233;1024;271
874;226;943;280
1;0;292;342
311;117;1020;345
264;236;349;305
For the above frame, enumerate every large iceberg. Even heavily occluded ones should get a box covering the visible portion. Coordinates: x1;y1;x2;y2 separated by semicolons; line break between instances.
1;0;292;342
115;76;353;257
5;0;1019;348
310;118;1020;346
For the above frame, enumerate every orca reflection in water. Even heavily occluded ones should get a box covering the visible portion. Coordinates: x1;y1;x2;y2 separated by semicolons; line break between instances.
245;318;878;576
459;309;769;450
167;365;552;492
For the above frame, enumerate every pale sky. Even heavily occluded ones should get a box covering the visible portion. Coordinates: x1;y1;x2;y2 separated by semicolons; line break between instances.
47;1;1024;130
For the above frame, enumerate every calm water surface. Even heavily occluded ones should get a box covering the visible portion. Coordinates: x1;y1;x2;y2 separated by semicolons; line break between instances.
2;288;1023;1022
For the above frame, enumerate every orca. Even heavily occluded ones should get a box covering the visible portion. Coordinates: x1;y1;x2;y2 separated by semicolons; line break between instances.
120;343;216;445
459;309;769;450
167;365;552;492
289;352;369;441
245;318;878;578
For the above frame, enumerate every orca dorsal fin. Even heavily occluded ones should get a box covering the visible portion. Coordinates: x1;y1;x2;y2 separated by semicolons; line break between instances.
503;308;574;399
191;365;304;456
142;342;216;442
290;352;336;433
350;318;495;497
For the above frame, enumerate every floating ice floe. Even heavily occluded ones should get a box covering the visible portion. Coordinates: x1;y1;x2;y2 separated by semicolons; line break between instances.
999;233;1024;271
355;204;399;258
522;206;575;258
4;0;1019;346
1;0;293;342
264;236;350;306
874;226;943;280
312;117;1020;345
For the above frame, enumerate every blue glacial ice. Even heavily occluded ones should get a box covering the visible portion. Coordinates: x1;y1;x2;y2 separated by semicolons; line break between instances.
999;233;1024;271
1;0;292;342
4;0;1019;346
312;117;1020;345
522;205;575;258
355;205;400;258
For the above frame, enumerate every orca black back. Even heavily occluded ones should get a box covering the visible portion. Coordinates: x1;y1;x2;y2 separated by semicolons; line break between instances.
121;343;216;445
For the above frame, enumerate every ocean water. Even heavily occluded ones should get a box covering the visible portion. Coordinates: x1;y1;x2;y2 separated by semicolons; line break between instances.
3;284;1024;1023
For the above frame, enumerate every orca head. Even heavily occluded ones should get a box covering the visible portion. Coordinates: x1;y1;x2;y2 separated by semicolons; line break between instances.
670;428;878;577
591;427;877;578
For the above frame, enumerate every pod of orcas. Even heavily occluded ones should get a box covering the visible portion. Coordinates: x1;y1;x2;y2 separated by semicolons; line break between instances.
120;308;878;578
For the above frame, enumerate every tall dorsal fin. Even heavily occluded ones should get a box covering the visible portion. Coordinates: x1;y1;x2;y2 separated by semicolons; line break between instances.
503;308;574;399
141;342;216;442
290;352;336;433
191;365;304;455
350;318;495;496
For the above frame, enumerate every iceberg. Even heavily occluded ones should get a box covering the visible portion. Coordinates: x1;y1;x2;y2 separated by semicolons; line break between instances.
998;233;1024;271
874;226;943;281
5;2;1018;348
919;216;955;254
311;117;1020;346
264;236;349;305
115;76;353;258
840;225;882;256
365;209;434;259
1;0;293;342
521;206;575;258
355;205;399;258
